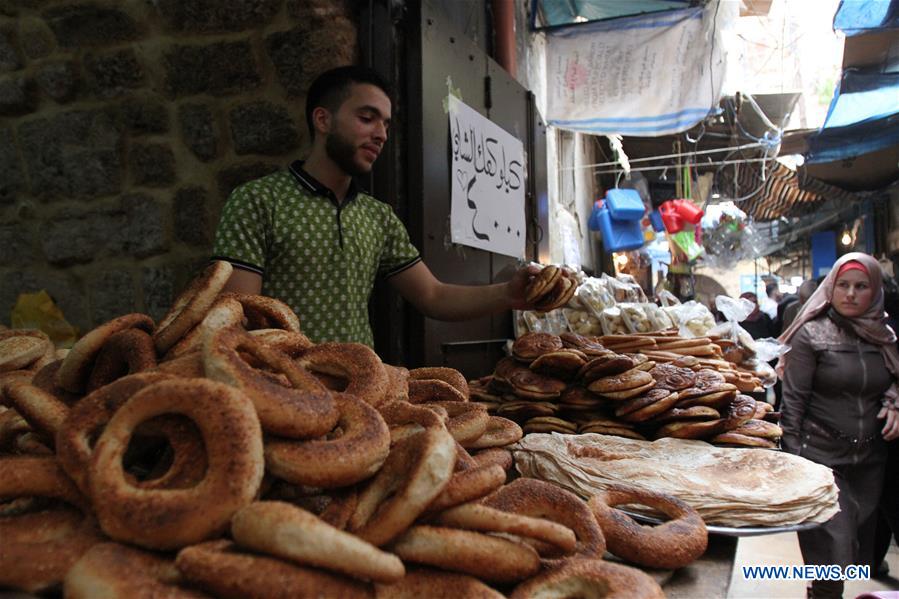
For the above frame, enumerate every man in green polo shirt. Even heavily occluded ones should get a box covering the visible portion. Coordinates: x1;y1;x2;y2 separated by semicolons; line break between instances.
213;65;538;346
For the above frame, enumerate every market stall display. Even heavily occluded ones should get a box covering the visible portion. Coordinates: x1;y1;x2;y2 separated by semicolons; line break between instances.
0;261;701;597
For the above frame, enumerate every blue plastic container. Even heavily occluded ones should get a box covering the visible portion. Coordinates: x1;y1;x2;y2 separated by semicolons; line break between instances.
649;209;665;232
597;207;645;252
604;189;646;221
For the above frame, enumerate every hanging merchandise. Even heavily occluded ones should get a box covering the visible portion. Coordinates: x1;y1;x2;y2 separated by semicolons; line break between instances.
700;201;768;268
592;188;647;253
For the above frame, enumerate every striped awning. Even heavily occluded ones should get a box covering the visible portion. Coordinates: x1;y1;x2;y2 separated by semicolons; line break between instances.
717;161;858;221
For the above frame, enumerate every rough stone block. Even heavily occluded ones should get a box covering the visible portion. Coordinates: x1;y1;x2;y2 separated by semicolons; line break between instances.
0;224;35;264
43;4;141;48
154;0;279;33
130;143;176;187
216;161;278;201
122;193;167;257
164;41;260;97
35;60;78;102
0;29;22;72
1;269;88;333
0;127;22;204
0;75;36;115
286;0;352;22
174;186;213;247
121;96;169;135
141;264;175;323
266;22;356;98
229;101;299;156
178;103;218;161
42;210;126;265
88;268;136;326
85;49;144;98
18;108;123;200
19;18;56;59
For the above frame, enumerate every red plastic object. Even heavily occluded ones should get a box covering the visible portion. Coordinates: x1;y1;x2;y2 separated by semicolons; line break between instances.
672;199;704;224
659;202;684;233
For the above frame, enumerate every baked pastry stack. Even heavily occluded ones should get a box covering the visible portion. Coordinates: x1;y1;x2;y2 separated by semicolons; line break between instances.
471;331;781;448
524;265;579;313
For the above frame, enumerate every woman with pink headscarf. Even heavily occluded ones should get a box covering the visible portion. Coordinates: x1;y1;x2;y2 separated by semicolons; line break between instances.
779;252;899;599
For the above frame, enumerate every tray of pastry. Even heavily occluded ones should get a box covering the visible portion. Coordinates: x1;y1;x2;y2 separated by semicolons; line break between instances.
618;508;823;537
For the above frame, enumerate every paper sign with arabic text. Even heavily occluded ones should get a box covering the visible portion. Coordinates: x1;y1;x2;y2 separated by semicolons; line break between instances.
449;95;526;259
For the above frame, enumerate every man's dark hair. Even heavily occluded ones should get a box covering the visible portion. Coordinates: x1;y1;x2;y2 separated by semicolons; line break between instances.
765;282;779;298
305;65;392;137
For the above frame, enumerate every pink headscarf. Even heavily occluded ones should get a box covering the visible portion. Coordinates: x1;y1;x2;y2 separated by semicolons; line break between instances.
777;252;899;407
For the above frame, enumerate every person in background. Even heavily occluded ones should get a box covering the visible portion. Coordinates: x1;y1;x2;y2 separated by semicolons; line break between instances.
781;279;819;331
738;292;776;340
779;253;899;599
873;273;899;578
212;65;540;347
760;281;781;320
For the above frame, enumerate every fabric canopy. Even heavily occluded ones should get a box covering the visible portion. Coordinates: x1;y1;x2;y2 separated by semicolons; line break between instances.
531;0;693;30
833;0;899;35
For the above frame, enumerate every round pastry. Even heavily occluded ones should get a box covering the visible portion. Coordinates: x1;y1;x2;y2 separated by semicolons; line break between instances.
559;332;608;356
408;367;469;399
512;333;564;363
408;379;467;403
509;370;566;400
577;354;635;382
85;328;157;392
710;432;778;448
589;484;708;570
615;389;680;423
524;266;561;304
648;363;696;391
650;405;721;424
221;292;301;332
465;416;522;449
153;261;232;354
296;342;389;408
376;567;503;599
529;349;588;380
509;558;665;599
730;418;783;439
426;463;507;512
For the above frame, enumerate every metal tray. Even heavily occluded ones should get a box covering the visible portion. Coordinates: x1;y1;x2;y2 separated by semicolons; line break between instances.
618;509;823;538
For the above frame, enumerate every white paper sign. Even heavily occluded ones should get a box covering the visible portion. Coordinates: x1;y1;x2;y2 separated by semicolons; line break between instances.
449;95;526;259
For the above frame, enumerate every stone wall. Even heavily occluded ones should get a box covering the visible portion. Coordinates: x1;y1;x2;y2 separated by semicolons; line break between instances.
0;0;357;332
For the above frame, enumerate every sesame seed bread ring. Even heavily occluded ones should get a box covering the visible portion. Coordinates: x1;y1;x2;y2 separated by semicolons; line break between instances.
408;378;468;403
164;296;246;360
154;261;233;354
5;382;69;440
221;292;301;332
378;400;446;445
232;501;404;583
375;567;503;599
433;502;577;554
472;447;513;471
297;342;389;407
509;558;665;599
349;426;456;546
89;378;264;550
66;542;207;599
85;328;158;392
389;525;540;584
408;367;469;399
176;539;374;599
465;416;523;449
264;393;390;489
155;350;207;378
383;364;410;404
512;332;564;362
426;464;507;513
56;313;156;393
56;372;177;495
589;485;708;570
0;409;31;452
249;329;315;358
453;440;478;471
423;401;488;445
481;478;606;568
0;456;104;593
204;328;338;439
0;330;52;373
30;360;82;405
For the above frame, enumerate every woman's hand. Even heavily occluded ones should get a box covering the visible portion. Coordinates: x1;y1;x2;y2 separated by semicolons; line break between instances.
879;405;899;441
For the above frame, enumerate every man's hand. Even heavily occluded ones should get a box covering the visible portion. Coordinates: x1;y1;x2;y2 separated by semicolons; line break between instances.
505;263;544;310
879;405;899;441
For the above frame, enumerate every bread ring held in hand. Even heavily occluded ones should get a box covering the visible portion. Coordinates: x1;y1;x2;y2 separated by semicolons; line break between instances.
481;477;605;568
264;393;390;488
176;539;373;599
509;558;665;599
204;328;338;439
0;456;104;593
65;542;207;599
231;501;405;583
88;378;264;550
589;484;708;569
296;342;389;407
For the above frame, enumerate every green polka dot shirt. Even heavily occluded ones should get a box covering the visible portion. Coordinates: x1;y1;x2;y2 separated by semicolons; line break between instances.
212;162;421;346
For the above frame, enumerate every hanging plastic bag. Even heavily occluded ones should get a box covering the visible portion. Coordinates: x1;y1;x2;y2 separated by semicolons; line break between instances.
10;290;77;348
663;301;716;338
669;230;704;261
708;295;759;363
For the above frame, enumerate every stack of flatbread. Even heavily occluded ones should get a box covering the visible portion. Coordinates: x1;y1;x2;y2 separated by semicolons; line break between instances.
513;433;839;527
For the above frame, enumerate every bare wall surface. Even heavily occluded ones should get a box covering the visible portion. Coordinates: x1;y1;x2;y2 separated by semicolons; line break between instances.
0;0;357;331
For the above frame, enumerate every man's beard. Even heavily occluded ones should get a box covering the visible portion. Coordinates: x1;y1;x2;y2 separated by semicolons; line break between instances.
325;129;370;177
